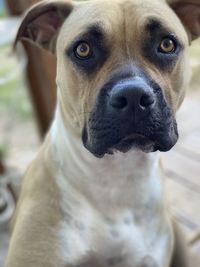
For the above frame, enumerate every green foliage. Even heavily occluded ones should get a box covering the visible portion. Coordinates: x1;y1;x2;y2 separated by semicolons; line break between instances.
0;45;33;121
0;10;6;18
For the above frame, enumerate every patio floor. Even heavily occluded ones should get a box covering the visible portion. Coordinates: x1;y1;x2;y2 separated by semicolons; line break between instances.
163;89;200;265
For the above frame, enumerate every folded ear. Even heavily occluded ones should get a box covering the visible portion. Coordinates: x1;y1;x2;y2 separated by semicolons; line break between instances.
15;0;73;53
168;0;200;42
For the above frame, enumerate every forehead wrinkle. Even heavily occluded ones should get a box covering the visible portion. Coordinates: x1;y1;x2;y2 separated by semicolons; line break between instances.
120;1;143;65
122;3;130;62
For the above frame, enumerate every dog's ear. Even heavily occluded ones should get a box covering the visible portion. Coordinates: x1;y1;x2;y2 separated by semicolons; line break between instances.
168;0;200;42
15;0;73;53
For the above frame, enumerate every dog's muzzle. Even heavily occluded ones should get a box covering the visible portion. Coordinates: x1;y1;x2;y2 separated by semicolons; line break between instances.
82;71;178;158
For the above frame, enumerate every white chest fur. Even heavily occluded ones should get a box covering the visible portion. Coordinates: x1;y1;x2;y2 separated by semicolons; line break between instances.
51;108;174;267
57;203;172;267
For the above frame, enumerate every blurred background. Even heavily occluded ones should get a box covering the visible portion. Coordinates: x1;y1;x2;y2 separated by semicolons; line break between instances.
0;0;200;266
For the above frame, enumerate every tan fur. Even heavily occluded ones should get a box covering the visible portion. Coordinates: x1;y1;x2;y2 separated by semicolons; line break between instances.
5;0;200;266
6;136;65;267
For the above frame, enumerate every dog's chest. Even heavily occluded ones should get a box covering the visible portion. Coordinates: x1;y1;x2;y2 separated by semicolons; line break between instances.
55;152;172;267
57;178;172;267
58;207;171;267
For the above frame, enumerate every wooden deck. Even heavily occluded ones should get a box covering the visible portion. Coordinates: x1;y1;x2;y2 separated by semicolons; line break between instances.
163;89;200;265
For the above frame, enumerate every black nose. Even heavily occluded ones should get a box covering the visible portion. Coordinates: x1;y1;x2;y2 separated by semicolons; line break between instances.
109;79;155;120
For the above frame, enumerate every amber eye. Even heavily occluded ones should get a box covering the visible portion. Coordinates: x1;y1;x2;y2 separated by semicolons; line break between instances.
75;42;92;59
159;38;176;53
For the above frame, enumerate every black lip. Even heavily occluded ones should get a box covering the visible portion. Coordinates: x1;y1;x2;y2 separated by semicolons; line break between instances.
82;125;178;158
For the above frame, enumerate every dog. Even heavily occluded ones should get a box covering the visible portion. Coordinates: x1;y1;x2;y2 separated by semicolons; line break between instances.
5;0;200;266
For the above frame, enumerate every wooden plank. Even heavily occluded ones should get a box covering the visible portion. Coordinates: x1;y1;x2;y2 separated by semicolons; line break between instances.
176;130;200;160
163;149;200;190
0;161;5;174
176;92;200;140
166;177;200;238
23;42;57;135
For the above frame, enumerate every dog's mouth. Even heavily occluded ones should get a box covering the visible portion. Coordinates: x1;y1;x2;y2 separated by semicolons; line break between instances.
106;133;155;155
82;130;153;157
82;124;178;158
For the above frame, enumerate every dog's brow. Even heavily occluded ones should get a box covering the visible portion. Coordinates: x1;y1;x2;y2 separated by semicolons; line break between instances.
145;19;162;33
145;18;176;37
81;24;105;41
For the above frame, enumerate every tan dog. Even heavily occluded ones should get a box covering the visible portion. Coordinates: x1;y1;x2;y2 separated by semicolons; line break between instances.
5;0;200;266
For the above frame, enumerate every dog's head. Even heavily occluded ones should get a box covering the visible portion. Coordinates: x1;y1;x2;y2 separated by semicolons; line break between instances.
16;0;200;157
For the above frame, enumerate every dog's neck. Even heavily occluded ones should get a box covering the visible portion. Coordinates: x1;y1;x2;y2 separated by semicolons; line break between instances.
50;103;164;214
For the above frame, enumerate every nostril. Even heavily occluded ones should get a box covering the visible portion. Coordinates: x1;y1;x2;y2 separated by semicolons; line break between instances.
140;94;155;108
110;96;127;109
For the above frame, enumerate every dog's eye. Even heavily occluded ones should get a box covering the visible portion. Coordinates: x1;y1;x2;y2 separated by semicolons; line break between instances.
159;37;176;53
74;42;92;59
